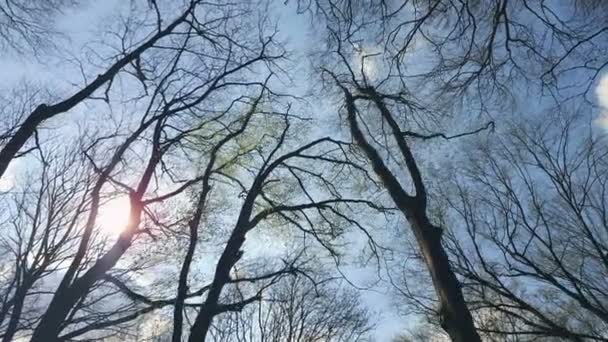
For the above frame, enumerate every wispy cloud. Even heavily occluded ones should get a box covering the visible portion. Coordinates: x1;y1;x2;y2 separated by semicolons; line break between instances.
596;74;608;129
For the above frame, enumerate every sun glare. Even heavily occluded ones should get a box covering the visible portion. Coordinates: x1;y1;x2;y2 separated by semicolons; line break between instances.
98;196;131;235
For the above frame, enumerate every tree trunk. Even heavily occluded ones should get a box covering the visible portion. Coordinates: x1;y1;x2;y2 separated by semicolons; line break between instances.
172;221;199;342
407;209;480;342
187;233;245;342
1;281;30;342
30;234;136;341
339;85;481;342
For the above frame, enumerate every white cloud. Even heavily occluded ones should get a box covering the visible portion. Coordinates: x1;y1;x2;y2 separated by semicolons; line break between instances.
595;74;608;129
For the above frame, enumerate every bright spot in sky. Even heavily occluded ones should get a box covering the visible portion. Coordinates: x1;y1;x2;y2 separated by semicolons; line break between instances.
596;74;608;129
98;196;131;235
0;161;19;192
0;173;14;192
353;43;379;81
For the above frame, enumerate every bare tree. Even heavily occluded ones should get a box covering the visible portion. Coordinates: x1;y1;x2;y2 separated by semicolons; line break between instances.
17;1;289;339
4;1;605;341
0;147;93;341
285;1;608;340
170;81;271;342
46;93;383;341
444;112;608;341
295;0;608;106
0;2;387;340
0;0;198;181
324;65;487;340
184;107;384;341
1;1;387;340
393;322;447;342
0;0;77;54
209;275;372;342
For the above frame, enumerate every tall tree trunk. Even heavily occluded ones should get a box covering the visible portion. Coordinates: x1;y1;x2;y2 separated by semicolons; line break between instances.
172;222;199;342
407;210;480;342
341;85;481;342
172;184;211;342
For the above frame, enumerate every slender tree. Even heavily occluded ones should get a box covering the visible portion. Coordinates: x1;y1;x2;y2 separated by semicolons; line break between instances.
186;110;383;341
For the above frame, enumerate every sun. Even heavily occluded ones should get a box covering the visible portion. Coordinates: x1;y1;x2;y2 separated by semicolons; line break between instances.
98;196;132;235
